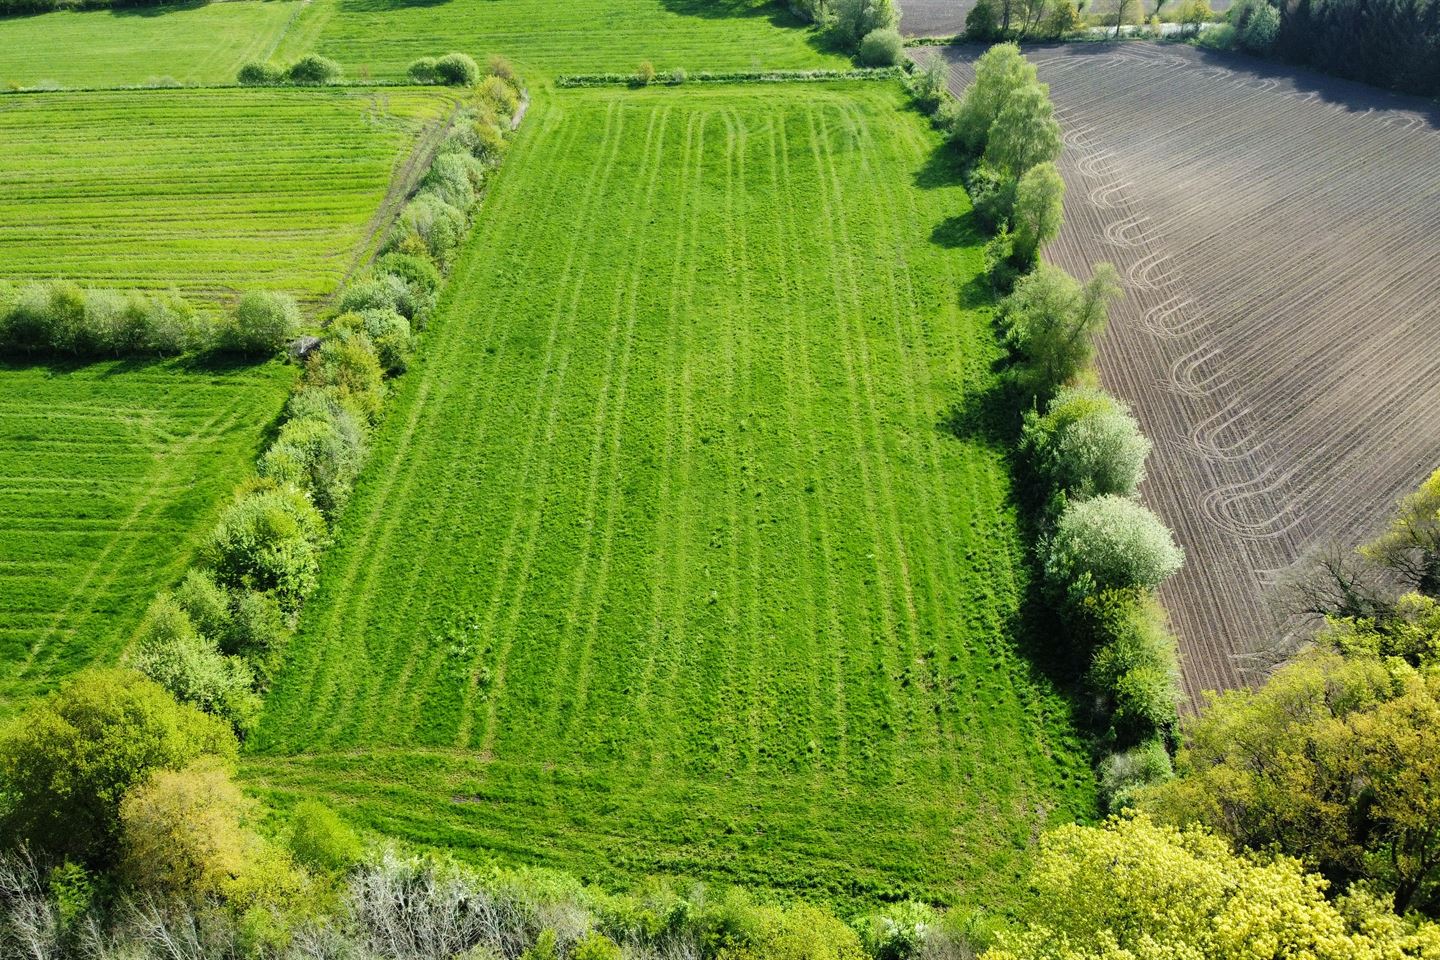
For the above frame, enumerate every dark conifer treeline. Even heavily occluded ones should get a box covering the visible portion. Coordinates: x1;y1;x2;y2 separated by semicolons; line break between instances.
1273;0;1440;97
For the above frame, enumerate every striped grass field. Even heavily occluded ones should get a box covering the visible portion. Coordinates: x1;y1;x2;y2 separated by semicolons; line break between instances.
0;359;292;715
246;83;1095;906
0;1;303;89
0;87;454;310
272;0;848;81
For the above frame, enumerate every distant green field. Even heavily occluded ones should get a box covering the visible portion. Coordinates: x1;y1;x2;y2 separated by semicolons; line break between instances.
0;86;453;309
0;359;292;715
273;0;847;80
0;1;302;89
247;84;1094;907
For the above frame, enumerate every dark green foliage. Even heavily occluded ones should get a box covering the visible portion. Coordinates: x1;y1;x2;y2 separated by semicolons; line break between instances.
1082;590;1181;742
128;597;261;733
237;61;283;86
286;55;343;86
964;161;1018;233
376;252;442;295
1098;737;1173;812
202;486;327;606
224;291;301;357
407;57;439;84
289;801;363;872
858;28;903;66
966;0;1002;39
0;669;236;867
434;52;481;86
333;309;412;375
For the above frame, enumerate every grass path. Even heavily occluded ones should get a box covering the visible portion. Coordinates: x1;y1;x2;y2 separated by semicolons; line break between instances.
246;83;1094;906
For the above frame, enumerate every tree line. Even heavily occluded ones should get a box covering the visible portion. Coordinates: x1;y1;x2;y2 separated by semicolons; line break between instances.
1216;0;1440;98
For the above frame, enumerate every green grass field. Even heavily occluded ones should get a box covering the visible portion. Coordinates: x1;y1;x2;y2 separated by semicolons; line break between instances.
0;360;292;714
273;0;847;80
0;86;453;309
0;1;303;89
246;83;1094;906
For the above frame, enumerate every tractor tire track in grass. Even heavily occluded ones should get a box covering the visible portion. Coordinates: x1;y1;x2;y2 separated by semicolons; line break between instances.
252;85;1094;907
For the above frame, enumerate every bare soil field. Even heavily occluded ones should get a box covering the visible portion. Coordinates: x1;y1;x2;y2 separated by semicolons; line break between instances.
917;42;1440;704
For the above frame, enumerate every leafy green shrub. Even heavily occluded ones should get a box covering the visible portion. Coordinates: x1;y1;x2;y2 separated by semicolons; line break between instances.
303;329;386;422
488;55;517;83
407;57;439;84
1044;496;1184;601
377;251;442;295
0;669;236;866
858;28;903;66
333;309;412;375
336;273;410;318
174;568;234;644
225;291;301;357
905;55;948;114
833;0;899;47
287;54;343;86
1021;386;1151;501
854;901;938;960
128;597;260;733
1240;0;1280;50
434;52;480;86
0;280;84;354
1098;738;1173;812
421;151;482;210
289;800;362;872
571;932;623;960
202;485;326;605
964;161;1018;232
390;194;468;267
966;0;1001;39
1084;589;1181;740
237;61;283;86
478;74;520;115
258;401;367;517
669;67;688;85
227;588;288;683
1011;160;1065;266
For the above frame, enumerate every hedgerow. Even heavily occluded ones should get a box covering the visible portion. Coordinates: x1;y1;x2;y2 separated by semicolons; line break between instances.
0;281;304;359
102;64;526;739
919;43;1188;788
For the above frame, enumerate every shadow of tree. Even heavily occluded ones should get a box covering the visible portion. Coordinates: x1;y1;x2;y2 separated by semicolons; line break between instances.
930;211;983;249
913;140;966;190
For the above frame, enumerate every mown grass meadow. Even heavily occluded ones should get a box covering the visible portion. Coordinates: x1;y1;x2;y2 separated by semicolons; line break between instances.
0;87;454;309
0;359;292;715
247;83;1095;907
0;1;302;89
272;0;848;80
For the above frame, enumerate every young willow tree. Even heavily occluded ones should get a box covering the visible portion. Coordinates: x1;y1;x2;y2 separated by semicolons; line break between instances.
1000;262;1122;393
983;82;1062;177
951;42;1038;157
1010;160;1065;266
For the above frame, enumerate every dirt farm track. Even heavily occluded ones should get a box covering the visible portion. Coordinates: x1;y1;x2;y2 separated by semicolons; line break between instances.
917;42;1440;704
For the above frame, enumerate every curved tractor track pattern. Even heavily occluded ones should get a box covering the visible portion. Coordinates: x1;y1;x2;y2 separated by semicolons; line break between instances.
916;42;1440;705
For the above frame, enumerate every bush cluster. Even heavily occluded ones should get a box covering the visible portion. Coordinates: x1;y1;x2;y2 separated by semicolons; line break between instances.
407;52;483;86
0;281;302;359
237;55;343;87
964;0;1087;41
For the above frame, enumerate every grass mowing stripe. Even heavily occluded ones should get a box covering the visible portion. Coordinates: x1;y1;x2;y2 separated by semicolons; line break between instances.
0;361;291;714
250;84;1095;908
0;87;453;309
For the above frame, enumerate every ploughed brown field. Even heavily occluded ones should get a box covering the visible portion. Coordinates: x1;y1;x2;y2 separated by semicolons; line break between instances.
917;42;1440;705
